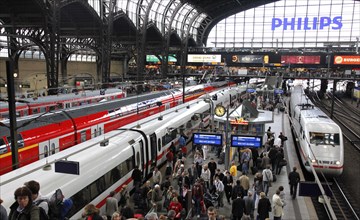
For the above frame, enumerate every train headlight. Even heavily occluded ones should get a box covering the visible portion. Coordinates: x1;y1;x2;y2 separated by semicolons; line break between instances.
335;161;341;165
311;159;317;163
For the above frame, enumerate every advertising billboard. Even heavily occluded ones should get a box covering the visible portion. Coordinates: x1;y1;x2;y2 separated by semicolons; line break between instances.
231;135;262;148
193;133;223;146
231;55;268;64
281;56;321;64
334;56;360;65
187;54;222;63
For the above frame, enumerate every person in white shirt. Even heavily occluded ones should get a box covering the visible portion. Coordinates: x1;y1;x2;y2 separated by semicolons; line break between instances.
272;190;284;220
105;191;118;220
24;180;49;215
152;167;162;186
213;175;224;207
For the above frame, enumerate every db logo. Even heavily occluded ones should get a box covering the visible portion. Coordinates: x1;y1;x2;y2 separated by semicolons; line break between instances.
334;56;343;64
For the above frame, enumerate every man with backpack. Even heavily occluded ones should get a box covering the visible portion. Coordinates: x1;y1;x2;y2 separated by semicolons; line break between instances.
25;180;49;218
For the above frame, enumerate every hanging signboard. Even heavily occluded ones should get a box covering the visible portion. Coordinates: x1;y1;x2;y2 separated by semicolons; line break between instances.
187;54;221;63
231;55;266;64
334;55;360;65
193;133;223;146
281;56;321;64
231;135;262;148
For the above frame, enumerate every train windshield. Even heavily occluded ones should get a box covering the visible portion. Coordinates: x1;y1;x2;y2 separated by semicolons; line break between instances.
309;132;340;145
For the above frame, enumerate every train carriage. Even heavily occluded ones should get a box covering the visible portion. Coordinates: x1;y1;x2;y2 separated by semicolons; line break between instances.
289;86;344;176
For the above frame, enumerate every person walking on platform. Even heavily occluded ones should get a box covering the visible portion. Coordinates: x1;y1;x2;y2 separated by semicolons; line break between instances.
223;171;233;204
214;175;225;207
9;186;40;220
208;158;217;186
253;172;263;210
131;166;142;190
231;192;245;220
151;184;163;212
0;198;8;220
262;165;273;197
105;191;118;220
272;190;284;220
201;164;211;190
288;167;300;199
239;173;250;198
152;167;162;186
243;191;254;220
257;192;271;220
268;146;278;172
229;161;237;178
260;153;271;170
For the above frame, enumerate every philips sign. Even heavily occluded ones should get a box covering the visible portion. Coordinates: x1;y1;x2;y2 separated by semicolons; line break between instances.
271;16;342;31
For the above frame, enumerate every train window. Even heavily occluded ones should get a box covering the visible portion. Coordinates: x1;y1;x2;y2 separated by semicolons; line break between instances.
94;129;97;137
44;145;49;157
49;105;56;111
40;107;46;113
110;167;121;183
67;157;134;217
65;103;70;108
51;143;56;154
6;134;24;148
32;108;38;114
0;139;7;154
158;138;161;151
16;111;21;117
99;127;102;135
80;131;86;143
136;152;140;166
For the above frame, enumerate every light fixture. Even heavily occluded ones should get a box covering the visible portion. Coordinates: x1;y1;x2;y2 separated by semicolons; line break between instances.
43;159;52;171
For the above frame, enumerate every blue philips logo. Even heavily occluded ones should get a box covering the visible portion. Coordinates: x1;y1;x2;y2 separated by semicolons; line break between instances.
271;16;342;31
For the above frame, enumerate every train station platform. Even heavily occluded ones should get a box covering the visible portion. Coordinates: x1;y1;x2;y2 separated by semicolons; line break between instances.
128;107;318;219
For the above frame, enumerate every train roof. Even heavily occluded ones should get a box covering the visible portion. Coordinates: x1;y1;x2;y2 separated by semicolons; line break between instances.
0;89;179;136
291;86;340;125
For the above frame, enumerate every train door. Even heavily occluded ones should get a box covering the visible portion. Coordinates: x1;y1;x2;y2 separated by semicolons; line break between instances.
148;133;158;176
91;124;104;138
165;102;171;110
139;139;146;179
38;138;59;159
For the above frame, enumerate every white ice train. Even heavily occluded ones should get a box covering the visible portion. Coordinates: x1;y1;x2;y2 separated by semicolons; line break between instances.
289;86;344;176
0;86;242;219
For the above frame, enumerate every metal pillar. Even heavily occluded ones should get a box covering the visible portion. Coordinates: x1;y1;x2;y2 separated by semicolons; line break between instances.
6;60;19;170
330;80;337;119
224;104;230;170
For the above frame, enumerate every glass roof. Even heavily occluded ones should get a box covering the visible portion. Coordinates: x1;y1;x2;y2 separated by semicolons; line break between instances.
207;0;360;48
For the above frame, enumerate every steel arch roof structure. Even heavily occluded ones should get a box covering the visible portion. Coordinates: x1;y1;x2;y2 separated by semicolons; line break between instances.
0;0;278;47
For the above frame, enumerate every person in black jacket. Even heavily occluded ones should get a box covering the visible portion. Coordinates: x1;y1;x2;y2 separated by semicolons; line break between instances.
257;192;271;220
288;166;301;199
9;186;39;220
131;166;142;190
231;192;245;220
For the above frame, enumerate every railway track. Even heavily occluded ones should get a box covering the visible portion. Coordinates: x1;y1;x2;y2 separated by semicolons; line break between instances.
307;92;360;219
310;178;360;220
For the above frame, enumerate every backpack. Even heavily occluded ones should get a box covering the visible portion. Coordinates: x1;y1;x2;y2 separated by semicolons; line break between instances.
34;199;50;220
48;188;65;220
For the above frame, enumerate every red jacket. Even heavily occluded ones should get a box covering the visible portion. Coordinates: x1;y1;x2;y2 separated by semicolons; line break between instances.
168;201;183;214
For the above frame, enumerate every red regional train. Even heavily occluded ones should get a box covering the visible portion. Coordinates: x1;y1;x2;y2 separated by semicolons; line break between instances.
0;81;235;174
0;88;126;119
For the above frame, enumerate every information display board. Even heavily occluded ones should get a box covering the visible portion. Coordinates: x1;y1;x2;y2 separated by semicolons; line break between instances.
231;135;262;148
193;133;223;146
